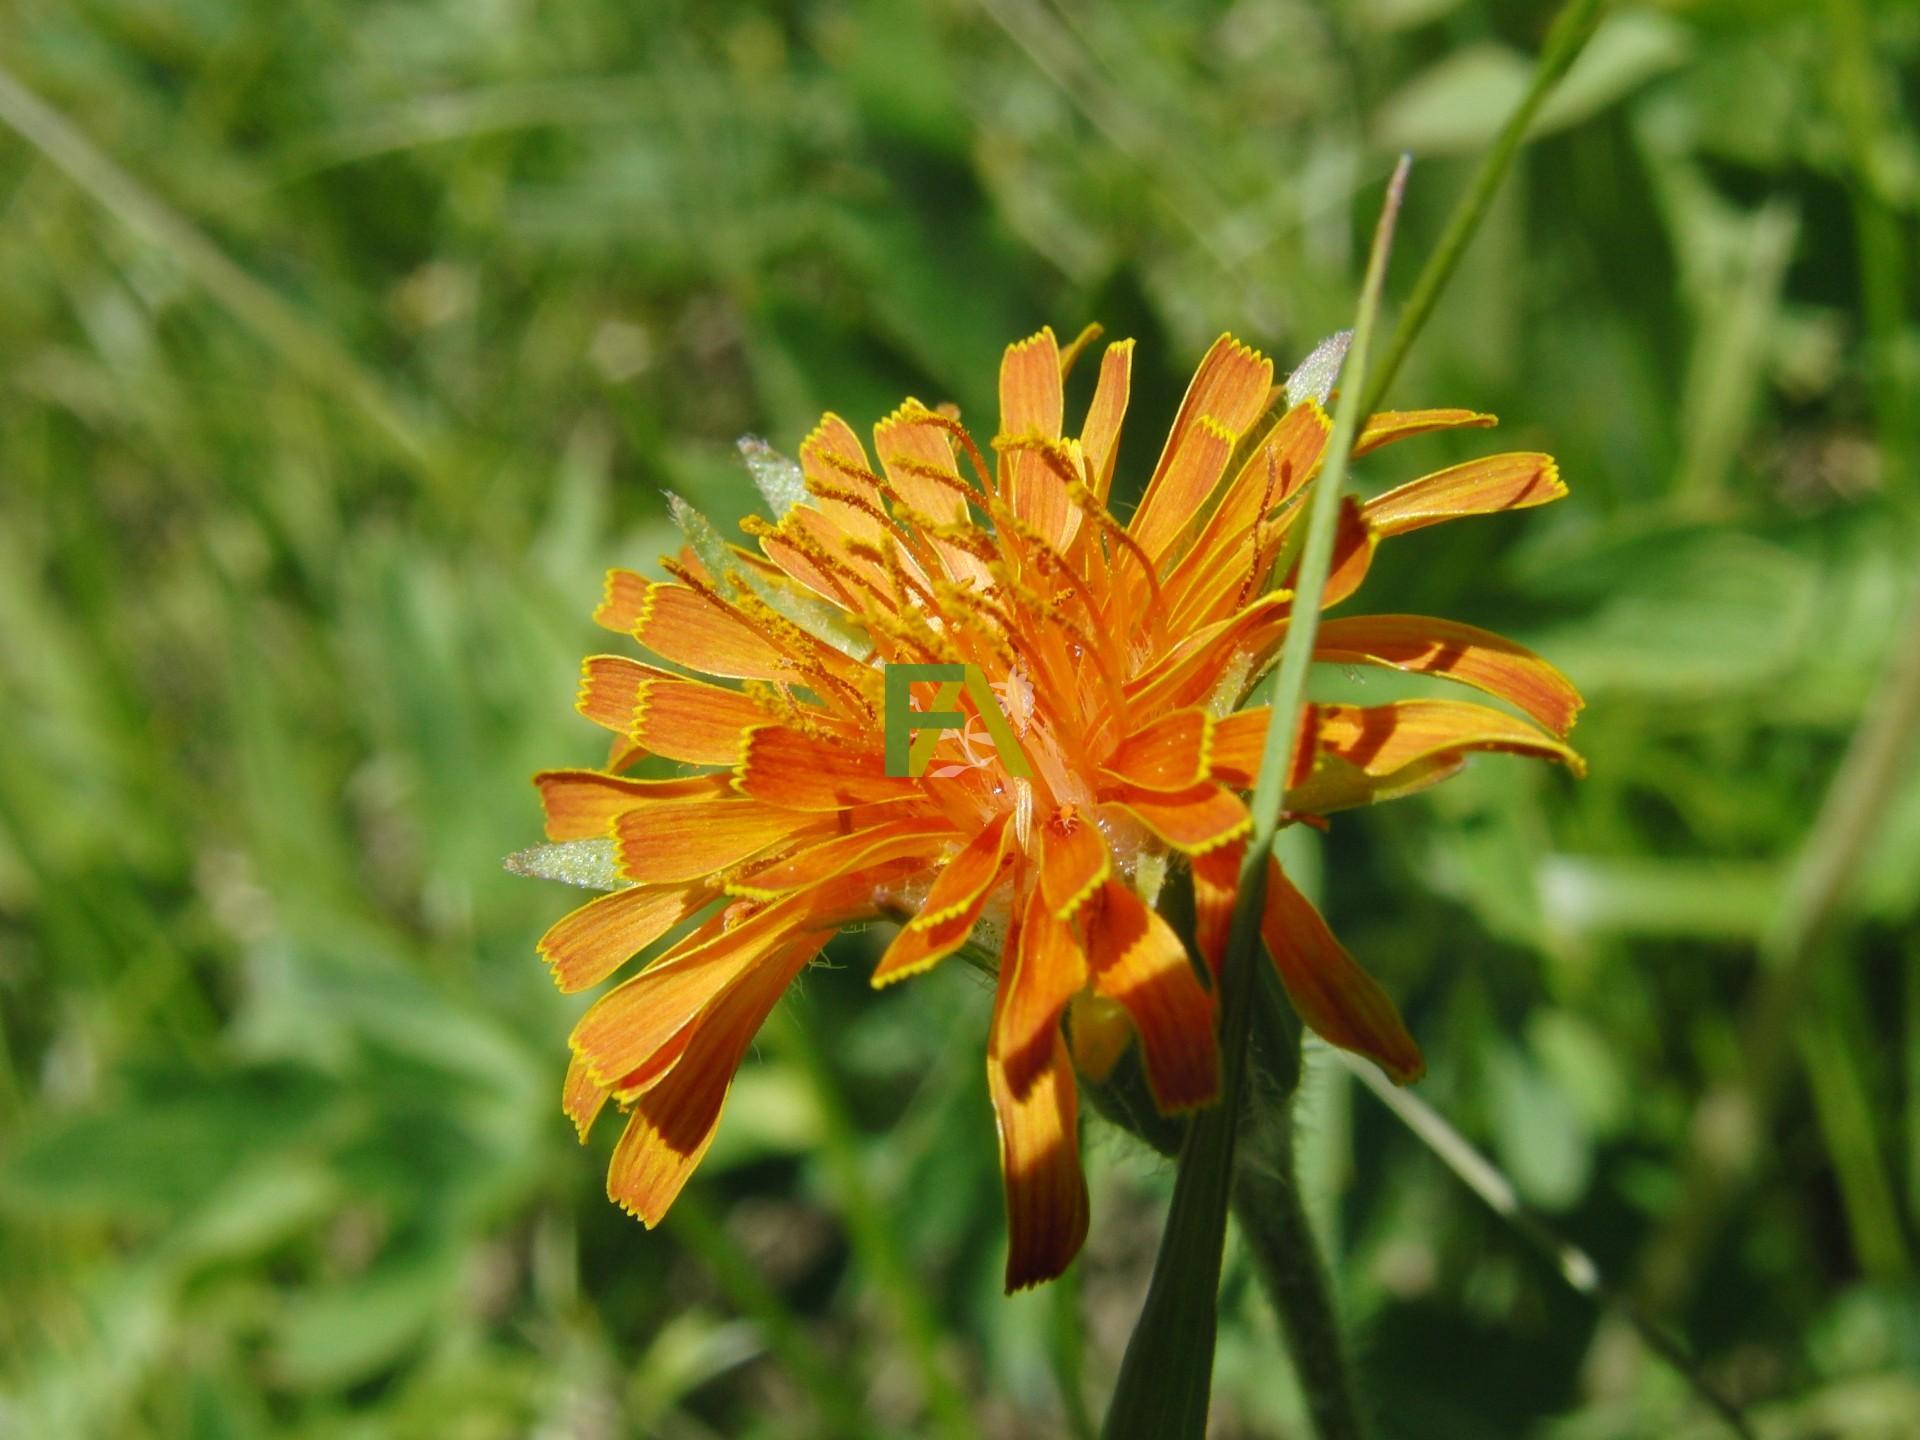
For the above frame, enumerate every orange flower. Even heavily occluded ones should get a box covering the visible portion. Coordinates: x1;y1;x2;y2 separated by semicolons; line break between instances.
520;326;1583;1290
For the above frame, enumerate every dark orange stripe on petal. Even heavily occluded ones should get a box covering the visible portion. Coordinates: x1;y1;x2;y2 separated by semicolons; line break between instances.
1206;706;1316;791
1190;839;1244;978
1082;880;1218;1113
998;884;1089;1098
1312;614;1584;736
538;881;713;993
990;1024;1089;1292
1261;858;1424;1083
1362;452;1564;536
570;893;813;1089
1315;699;1585;776
605;932;828;1226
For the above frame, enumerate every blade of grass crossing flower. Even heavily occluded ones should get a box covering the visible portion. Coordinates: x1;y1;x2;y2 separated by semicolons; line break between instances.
1358;0;1605;417
1101;156;1410;1440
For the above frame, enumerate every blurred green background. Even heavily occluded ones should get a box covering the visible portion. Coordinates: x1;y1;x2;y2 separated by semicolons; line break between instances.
2;1;1918;1436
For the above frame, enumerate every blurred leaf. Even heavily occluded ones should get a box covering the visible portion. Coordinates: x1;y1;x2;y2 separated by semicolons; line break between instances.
271;1242;459;1390
1486;1043;1591;1210
1375;11;1691;155
0;1065;334;1222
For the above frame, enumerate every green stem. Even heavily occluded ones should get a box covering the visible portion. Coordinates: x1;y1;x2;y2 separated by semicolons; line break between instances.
1233;968;1366;1439
1101;156;1410;1440
1358;0;1606;417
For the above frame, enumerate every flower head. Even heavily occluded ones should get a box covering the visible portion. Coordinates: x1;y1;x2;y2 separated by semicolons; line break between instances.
519;326;1582;1289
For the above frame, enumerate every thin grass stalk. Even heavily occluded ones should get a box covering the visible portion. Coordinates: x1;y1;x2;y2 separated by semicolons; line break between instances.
1358;0;1606;417
0;64;434;471
1334;1050;1757;1439
1101;155;1411;1440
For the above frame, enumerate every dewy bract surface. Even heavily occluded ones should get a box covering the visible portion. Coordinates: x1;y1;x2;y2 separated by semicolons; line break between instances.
516;326;1584;1290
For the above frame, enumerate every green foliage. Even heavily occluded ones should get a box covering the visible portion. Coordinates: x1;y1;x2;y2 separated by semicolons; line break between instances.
1;1;1916;1436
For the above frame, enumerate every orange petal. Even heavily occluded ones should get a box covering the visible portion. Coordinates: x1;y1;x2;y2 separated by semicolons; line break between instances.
1215;700;1578;800
758;510;859;610
1315;698;1585;776
614;800;819;885
538;880;713;993
1109;708;1213;790
1190;839;1244;977
1362;452;1565;536
1126;591;1289;717
1038;808;1110;921
1101;780;1251;856
632;582;793;682
606;931;828;1225
799;414;887;546
874;402;993;586
1312;615;1584;736
1079;340;1134;502
871;812;1014;986
1128;335;1274;563
1353;408;1497;458
998;883;1090;1097
999;328;1073;547
632;675;773;765
989;1023;1089;1291
562;1048;612;1142
1164;399;1331;628
1082;880;1218;1112
1205;706;1318;790
594;568;651;634
577;655;668;733
1261;858;1424;1083
737;727;921;811
729;817;952;899
1278;495;1376;612
534;769;731;842
570;893;811;1089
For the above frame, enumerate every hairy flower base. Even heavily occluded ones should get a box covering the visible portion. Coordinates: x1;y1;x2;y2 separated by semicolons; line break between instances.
520;325;1583;1290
